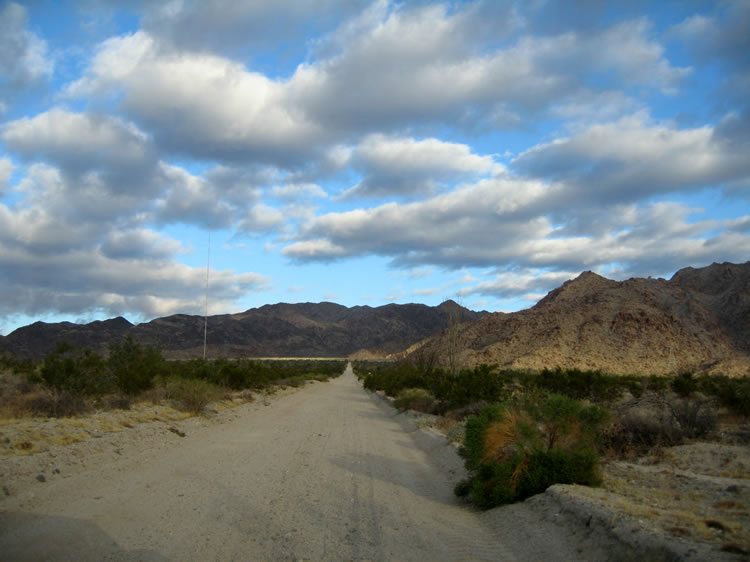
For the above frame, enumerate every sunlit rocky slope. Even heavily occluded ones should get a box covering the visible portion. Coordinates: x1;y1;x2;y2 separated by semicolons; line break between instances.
415;261;750;375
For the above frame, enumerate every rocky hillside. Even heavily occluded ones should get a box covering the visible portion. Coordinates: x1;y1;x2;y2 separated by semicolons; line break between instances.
0;301;484;360
3;262;748;373
416;262;750;376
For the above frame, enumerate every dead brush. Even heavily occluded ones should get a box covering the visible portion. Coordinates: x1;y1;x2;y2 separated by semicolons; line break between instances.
482;409;535;464
0;374;38;419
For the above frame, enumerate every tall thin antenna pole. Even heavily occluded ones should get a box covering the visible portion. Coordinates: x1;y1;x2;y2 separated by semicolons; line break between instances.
203;232;210;360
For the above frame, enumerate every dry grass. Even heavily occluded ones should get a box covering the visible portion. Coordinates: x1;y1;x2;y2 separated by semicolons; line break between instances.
482;410;531;464
0;380;261;457
0;404;193;457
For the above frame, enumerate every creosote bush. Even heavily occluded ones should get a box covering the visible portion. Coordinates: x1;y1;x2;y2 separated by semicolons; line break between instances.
39;342;114;396
455;394;606;509
2;345;346;420
108;336;166;395
394;388;439;413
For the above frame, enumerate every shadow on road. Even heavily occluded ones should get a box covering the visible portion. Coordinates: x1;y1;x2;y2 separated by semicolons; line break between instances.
329;450;459;507
0;512;167;562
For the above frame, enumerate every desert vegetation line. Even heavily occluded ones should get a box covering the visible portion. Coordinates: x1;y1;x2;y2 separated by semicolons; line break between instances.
353;360;749;509
0;338;346;418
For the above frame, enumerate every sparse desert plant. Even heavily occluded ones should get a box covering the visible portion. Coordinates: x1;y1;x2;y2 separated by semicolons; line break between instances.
104;394;132;410
602;409;681;458
0;376;38;418
20;389;90;418
394;388;439;413
603;390;719;458
456;394;605;509
667;396;717;439
163;377;222;414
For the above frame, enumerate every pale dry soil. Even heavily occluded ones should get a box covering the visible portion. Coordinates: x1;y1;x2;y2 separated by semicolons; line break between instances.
0;366;746;561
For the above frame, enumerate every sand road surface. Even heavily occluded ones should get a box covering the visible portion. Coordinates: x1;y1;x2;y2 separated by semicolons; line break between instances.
1;365;607;561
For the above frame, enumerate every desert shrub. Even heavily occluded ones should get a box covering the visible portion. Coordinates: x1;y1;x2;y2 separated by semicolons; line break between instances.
702;375;750;418
602;410;682;457
164;377;222;414
0;373;35;400
672;372;698;397
600;391;718;458
362;361;512;411
449;400;491;421
0;376;40;418
456;395;605;509
103;394;132;410
214;358;251;389
179;358;346;390
535;367;627;402
39;342;114;396
178;357;218;381
362;360;431;396
281;375;308;388
0;354;36;377
434;364;506;408
604;392;716;458
394;388;439;413
668;397;717;438
353;360;393;380
21;389;90;418
108;336;165;395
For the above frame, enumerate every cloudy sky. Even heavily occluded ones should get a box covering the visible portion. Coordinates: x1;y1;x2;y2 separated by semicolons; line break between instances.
1;0;749;334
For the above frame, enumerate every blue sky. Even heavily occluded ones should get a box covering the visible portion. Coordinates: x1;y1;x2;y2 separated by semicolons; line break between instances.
1;0;748;335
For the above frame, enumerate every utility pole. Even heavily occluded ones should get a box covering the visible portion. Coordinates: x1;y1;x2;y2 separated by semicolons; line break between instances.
203;232;210;360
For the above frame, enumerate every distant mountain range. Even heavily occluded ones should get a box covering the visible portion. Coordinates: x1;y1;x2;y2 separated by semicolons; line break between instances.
414;261;750;376
2;262;748;375
0;300;484;360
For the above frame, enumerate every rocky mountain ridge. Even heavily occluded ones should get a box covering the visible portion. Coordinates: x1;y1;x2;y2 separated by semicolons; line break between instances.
0;301;483;360
2;261;748;375
416;261;750;375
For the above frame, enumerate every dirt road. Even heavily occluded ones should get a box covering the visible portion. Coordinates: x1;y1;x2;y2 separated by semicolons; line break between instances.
1;366;605;561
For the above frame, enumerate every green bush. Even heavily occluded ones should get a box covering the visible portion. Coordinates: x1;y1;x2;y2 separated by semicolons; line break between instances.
108;336;166;395
672;372;698;397
39;342;114;396
0;354;36;377
535;367;627;402
433;364;507;408
456;394;605;509
699;375;750;417
192;358;346;390
362;360;431;396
